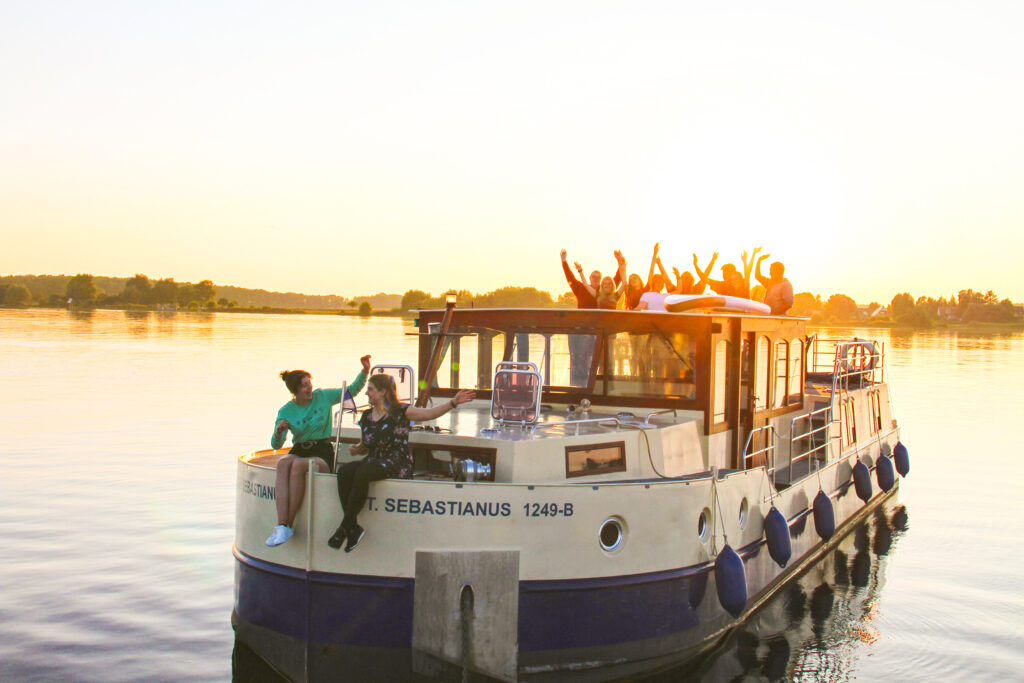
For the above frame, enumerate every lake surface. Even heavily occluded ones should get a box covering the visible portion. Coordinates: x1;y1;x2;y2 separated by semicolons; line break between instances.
1;308;1021;682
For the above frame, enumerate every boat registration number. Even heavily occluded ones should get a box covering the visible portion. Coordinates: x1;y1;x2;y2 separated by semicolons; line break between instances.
523;502;574;517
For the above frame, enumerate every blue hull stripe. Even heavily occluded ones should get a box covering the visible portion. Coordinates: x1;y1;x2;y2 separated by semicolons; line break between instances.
235;548;721;652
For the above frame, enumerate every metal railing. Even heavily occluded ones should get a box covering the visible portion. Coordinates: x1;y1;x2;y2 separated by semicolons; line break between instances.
532;415;658;435
789;405;839;472
807;335;886;397
742;424;777;473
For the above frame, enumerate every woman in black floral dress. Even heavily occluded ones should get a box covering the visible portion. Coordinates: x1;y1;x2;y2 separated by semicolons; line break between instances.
328;374;475;552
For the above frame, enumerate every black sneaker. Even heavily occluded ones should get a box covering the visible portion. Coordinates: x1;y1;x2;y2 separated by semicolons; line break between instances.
327;525;347;550
344;525;365;553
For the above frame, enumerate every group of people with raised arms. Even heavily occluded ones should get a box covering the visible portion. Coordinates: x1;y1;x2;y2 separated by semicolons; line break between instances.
267;359;475;552
561;244;793;315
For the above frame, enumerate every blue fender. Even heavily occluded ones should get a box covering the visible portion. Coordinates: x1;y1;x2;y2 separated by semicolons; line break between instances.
876;455;896;492
764;506;792;568
714;545;748;618
813;490;835;541
893;442;910;477
853;461;873;502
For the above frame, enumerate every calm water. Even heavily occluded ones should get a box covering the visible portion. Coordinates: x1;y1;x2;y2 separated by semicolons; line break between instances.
1;309;1021;682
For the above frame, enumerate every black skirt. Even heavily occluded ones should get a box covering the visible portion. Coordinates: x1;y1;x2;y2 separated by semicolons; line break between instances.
289;438;336;472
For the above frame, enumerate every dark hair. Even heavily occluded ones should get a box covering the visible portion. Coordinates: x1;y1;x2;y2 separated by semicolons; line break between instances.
368;373;401;413
280;369;310;395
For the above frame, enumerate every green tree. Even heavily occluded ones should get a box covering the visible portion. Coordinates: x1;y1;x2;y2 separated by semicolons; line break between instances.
477;286;554;308
65;273;98;307
122;274;151;304
791;292;822;317
4;284;31;307
193;280;216;305
890;292;915;320
177;284;199;307
358;301;372;316
151;278;179;305
823;293;858;320
401;289;430;311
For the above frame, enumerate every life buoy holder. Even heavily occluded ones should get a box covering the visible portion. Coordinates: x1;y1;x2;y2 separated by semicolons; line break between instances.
838;339;877;374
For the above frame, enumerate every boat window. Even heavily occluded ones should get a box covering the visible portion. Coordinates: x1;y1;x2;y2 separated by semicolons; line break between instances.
755;336;770;411
713;340;729;424
773;340;788;409
604;331;696;400
444;326;505;390
788;339;803;405
565;441;626;478
870;391;883;434
506;332;597;389
843;398;857;447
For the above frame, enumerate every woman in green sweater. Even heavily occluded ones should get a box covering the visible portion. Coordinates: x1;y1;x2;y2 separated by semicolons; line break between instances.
266;354;371;547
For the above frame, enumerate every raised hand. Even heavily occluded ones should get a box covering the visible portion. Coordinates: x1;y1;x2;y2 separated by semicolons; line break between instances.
452;389;477;406
560;248;567;261
360;354;371;373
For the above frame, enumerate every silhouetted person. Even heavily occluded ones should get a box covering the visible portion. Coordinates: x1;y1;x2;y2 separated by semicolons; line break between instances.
614;244;669;309
705;262;748;298
755;256;793;314
560;248;600;308
596;257;627;308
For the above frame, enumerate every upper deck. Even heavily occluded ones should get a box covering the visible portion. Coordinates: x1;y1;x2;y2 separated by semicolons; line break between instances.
417;306;807;419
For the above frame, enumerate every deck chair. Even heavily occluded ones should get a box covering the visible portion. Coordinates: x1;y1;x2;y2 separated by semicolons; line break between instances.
491;368;543;426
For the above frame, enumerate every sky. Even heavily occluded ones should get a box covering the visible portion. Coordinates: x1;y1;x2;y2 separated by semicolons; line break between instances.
2;1;1023;304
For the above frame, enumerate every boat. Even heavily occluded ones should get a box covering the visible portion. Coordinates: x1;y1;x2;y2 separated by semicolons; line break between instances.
232;301;908;681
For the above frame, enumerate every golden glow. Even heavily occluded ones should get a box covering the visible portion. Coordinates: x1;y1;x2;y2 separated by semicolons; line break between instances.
3;3;1024;304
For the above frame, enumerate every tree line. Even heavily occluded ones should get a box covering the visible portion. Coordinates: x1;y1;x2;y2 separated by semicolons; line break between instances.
789;289;1020;325
2;274;1020;326
0;274;394;311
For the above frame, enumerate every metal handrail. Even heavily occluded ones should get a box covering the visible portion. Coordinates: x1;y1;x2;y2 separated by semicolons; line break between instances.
789;405;839;468
532;416;658;435
742;424;777;473
643;408;678;424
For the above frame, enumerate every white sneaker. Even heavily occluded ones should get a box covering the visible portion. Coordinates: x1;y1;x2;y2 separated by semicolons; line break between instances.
265;525;294;547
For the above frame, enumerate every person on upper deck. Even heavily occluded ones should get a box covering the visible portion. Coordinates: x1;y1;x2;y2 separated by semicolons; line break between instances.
613;244;671;310
596;257;627;309
754;255;794;315
266;356;370;547
560;249;602;308
328;375;476;552
695;256;742;298
694;247;762;299
634;255;676;311
678;252;719;295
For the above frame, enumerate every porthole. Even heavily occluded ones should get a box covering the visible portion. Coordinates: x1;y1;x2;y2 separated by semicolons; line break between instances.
698;508;711;543
738;498;749;530
599;517;625;552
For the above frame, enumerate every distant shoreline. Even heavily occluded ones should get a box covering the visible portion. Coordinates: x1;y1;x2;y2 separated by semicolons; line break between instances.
6;304;1024;331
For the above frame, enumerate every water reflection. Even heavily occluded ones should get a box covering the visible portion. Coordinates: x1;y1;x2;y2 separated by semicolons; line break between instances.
651;500;909;682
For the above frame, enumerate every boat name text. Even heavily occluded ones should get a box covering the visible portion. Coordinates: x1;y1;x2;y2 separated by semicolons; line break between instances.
242;480;275;500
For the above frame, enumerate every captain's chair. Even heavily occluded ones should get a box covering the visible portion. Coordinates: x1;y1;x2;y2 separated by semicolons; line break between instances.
491;368;543;426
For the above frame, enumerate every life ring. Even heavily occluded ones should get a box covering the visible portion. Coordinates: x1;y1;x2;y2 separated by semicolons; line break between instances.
838;339;877;373
664;294;771;315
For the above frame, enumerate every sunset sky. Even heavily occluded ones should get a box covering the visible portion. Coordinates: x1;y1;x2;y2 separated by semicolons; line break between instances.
3;2;1023;304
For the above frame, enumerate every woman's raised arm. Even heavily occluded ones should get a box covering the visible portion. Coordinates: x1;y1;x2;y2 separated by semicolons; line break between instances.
405;389;477;422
